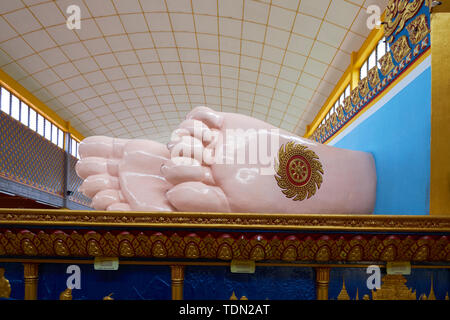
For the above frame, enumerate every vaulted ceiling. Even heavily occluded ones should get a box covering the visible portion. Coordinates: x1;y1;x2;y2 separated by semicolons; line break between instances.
0;0;387;142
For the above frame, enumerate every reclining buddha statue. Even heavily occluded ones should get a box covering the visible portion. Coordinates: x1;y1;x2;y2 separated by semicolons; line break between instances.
75;106;376;214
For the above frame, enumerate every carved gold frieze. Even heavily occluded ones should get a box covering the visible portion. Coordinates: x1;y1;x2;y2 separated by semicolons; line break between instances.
368;66;381;88
358;78;369;97
325;118;331;132
391;36;411;63
406;14;429;45
379;53;395;76
343;96;352;113
351;88;360;105
275;142;324;201
330;113;337;127
385;0;425;42
336;105;344;121
0;268;11;299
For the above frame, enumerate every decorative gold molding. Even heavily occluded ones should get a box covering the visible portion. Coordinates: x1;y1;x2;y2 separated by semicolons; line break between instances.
391;36;411;63
378;53;395;76
407;14;429;44
358;78;370;97
385;0;425;42
368;66;381;88
0;209;449;232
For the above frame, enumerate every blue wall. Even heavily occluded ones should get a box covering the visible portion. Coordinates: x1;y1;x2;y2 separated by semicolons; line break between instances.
332;66;431;215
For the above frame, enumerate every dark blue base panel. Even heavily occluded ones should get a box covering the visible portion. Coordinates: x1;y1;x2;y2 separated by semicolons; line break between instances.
1;262;448;300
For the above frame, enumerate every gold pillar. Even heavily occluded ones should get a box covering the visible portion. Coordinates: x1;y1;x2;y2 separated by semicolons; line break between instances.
315;267;330;300
350;52;360;90
170;265;185;300
23;263;39;300
430;11;450;216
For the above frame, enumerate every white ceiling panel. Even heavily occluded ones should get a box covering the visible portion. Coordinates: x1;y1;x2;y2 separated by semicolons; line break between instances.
0;0;385;140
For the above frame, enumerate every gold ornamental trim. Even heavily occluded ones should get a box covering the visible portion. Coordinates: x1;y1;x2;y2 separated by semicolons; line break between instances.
275;142;324;201
0;209;450;232
385;0;425;42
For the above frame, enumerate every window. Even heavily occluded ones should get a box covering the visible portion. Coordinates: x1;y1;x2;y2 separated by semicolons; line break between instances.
71;138;77;158
1;87;10;114
58;129;64;149
20;102;29;126
360;61;368;79
368;50;376;70
29;109;37;131
52;124;58;145
11;95;20;121
37;114;44;136
44;119;51;141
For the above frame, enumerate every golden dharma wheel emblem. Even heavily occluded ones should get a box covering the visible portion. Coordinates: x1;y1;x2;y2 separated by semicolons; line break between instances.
275;142;324;201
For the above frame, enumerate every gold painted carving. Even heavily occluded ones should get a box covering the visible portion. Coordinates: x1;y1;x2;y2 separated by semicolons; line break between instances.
372;275;416;300
336;105;344;120
368;66;381;88
351;87;360;105
0;268;11;299
343;96;352;113
391;36;411;63
275;142;324;201
385;0;425;42
331;113;337;127
358;78;369;97
379;53;395;76
406;14;429;44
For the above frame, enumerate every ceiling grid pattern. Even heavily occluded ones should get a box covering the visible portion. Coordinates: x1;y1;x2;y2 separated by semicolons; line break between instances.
0;0;387;142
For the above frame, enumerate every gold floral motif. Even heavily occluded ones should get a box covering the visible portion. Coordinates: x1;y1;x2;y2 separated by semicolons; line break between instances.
368;66;381;88
275;142;324;201
0;268;11;299
343;96;352;113
358;78;369;97
379;53;395;76
351;88;360;105
385;0;425;42
391;36;411;63
406;14;429;44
